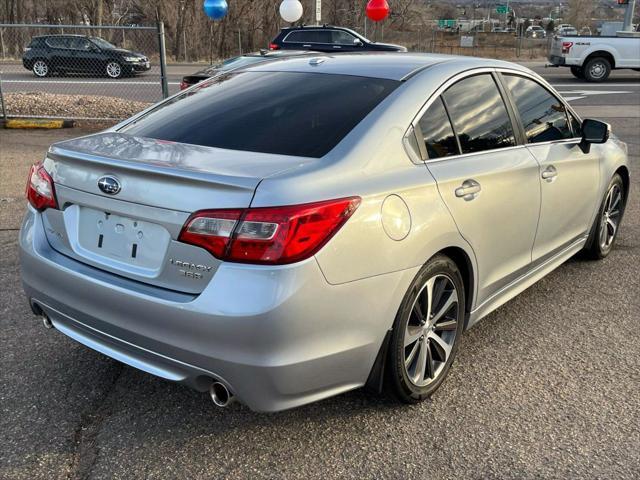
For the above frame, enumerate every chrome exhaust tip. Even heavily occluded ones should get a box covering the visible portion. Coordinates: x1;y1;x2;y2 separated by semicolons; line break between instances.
210;381;235;407
41;314;53;329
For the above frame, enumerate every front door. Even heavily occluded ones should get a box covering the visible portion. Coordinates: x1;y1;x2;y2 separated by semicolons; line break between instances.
419;73;541;305
67;37;96;73
500;73;600;261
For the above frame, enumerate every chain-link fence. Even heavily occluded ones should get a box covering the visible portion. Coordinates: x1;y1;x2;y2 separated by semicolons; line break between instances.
0;23;554;122
0;23;168;121
385;30;552;60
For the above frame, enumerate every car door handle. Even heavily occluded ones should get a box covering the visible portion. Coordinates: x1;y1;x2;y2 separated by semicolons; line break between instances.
303;44;312;47
541;165;558;181
455;179;481;201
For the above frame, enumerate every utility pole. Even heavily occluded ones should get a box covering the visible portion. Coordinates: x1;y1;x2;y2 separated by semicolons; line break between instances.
315;0;321;24
622;0;636;31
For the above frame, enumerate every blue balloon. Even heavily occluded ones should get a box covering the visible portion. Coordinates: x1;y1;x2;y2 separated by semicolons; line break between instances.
203;0;228;20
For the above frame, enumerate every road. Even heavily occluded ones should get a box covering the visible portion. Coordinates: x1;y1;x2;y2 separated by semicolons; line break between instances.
1;61;640;104
0;68;639;479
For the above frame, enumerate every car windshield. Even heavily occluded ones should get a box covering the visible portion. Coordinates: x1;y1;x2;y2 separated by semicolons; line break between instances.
122;71;399;158
90;37;116;49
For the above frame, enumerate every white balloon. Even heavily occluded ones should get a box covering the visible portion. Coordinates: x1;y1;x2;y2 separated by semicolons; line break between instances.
279;0;303;23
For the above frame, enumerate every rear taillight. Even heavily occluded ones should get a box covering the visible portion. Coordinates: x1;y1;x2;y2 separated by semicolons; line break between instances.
562;41;573;54
179;197;361;265
268;43;280;50
179;80;189;90
26;163;57;211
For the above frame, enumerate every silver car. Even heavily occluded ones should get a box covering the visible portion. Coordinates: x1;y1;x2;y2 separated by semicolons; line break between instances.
20;54;629;411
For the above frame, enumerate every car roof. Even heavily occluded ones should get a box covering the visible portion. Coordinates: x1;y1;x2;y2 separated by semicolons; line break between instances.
36;34;88;38
242;52;528;81
281;24;355;31
244;50;318;58
280;25;362;36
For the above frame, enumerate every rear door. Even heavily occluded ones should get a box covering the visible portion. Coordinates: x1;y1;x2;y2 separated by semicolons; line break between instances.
499;73;600;261
45;36;71;71
421;72;541;305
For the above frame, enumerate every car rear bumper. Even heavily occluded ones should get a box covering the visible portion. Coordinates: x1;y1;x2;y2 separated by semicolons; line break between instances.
548;55;566;66
19;207;414;411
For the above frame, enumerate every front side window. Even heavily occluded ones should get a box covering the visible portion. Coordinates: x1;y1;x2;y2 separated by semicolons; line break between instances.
417;97;459;159
69;38;91;50
122;71;399;158
331;30;357;45
569;112;582;138
89;37;116;49
442;74;517;154
502;74;572;143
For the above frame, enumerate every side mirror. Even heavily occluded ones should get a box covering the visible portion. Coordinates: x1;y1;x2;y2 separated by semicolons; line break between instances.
353;38;363;47
580;118;610;153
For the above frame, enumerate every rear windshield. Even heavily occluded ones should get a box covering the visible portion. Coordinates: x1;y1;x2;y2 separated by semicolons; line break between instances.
204;55;264;74
122;71;399;158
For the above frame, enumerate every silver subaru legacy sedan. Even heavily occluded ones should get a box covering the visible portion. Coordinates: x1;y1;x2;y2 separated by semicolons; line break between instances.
20;53;629;411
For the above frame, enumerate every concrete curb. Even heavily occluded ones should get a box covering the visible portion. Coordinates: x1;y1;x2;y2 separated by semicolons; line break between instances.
2;118;75;129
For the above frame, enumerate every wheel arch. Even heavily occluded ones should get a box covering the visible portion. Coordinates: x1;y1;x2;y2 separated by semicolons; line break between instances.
439;246;475;329
364;244;477;393
584;50;616;69
615;165;630;205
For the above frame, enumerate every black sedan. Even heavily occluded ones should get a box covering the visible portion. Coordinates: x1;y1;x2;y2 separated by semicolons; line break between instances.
179;50;316;90
23;35;150;78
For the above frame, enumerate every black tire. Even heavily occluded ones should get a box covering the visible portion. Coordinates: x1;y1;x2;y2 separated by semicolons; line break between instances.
386;254;465;403
583;57;611;83
583;174;626;259
570;66;585;79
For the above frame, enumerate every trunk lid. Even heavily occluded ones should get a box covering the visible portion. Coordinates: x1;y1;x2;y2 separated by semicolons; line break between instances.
41;132;312;294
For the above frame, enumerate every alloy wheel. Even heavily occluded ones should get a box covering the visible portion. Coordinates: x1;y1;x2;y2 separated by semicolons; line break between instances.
33;60;48;77
599;183;622;249
106;62;122;78
403;274;460;387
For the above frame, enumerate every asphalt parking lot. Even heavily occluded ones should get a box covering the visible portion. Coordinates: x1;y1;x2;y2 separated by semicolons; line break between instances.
2;61;640;103
0;70;639;479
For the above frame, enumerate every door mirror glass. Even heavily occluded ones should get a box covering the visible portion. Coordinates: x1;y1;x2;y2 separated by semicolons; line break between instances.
353;38;363;46
582;118;609;144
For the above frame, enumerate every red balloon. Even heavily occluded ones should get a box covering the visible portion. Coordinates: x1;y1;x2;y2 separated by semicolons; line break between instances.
366;0;389;22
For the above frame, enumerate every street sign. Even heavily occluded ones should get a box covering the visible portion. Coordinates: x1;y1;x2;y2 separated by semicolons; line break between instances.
438;19;456;28
496;5;508;14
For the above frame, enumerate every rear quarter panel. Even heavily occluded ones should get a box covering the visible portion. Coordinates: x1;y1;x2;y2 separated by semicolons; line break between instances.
251;63;481;293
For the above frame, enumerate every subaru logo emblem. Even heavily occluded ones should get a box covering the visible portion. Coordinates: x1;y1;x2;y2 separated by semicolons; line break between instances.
97;175;121;195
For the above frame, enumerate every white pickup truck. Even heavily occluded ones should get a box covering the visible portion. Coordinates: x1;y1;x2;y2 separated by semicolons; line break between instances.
548;34;640;82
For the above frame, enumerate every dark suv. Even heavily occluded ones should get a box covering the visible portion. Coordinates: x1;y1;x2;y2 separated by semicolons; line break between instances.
23;35;150;78
269;26;406;53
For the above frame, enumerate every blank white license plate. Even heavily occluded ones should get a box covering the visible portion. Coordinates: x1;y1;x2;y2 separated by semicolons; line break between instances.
77;207;170;270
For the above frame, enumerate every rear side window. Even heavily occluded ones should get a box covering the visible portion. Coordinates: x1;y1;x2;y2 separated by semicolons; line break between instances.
417;97;459;159
45;37;69;48
502;74;572;143
443;74;516;154
285;31;331;43
28;38;45;48
122;71;399;158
